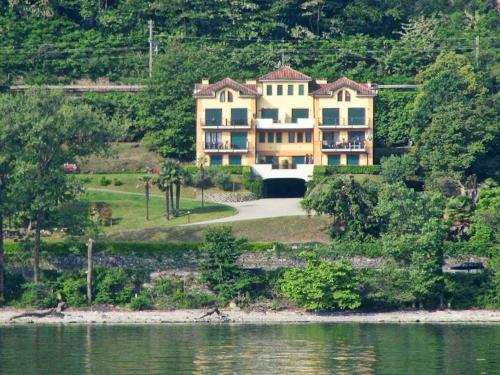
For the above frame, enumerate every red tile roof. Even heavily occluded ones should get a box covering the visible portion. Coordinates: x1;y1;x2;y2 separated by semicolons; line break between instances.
193;78;259;97
311;77;376;96
258;65;311;81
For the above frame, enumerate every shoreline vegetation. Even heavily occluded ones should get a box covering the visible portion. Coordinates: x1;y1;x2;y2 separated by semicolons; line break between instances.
1;308;499;325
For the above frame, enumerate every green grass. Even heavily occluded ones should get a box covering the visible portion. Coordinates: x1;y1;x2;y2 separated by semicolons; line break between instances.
105;216;332;243
82;190;236;231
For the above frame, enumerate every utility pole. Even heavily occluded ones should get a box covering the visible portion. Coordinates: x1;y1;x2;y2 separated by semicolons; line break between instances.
149;20;153;78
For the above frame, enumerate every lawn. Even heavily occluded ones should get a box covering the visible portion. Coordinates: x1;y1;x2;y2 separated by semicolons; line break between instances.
105;216;332;243
82;190;236;231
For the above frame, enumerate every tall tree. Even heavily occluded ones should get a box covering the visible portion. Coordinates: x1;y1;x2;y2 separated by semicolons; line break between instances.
11;88;114;283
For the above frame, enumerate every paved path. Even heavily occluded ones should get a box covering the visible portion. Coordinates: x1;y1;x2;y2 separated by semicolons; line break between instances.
185;198;307;225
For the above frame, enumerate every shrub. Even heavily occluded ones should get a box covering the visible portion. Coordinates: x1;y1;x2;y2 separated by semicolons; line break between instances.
212;170;233;191
113;178;124;186
130;294;152;310
380;154;418;183
313;165;381;181
19;282;58;308
93;268;135;305
280;252;361;312
99;176;112;186
60;276;88;307
242;167;263;197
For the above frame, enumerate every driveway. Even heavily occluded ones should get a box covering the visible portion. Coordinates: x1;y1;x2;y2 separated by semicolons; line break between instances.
186;198;307;225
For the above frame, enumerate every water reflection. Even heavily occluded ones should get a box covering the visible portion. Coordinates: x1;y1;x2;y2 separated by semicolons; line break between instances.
0;323;498;374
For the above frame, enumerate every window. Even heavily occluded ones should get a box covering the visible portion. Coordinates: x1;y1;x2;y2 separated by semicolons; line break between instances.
229;155;241;165
231;132;247;150
205;109;222;126
210;155;222;166
322;108;340;126
288;132;295;143
228;91;233;102
267;132;274;143
277;85;283;96
266;85;273;96
259;132;265;143
297;132;303;142
328;155;340;166
292;156;305;167
292;108;309;123
298;84;305;95
231;108;248;126
348;108;365;125
345;91;351;102
276;132;282;143
305;131;312;143
261;108;278;122
205;132;222;149
337;91;343;101
219;92;225;102
287;85;293;95
347;154;360;166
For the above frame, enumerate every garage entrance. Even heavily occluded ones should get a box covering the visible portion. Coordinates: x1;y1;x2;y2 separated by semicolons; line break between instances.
262;178;306;198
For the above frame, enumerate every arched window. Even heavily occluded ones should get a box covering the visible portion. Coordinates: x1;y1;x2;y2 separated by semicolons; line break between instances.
345;90;351;102
337;90;343;101
220;92;225;102
228;91;233;102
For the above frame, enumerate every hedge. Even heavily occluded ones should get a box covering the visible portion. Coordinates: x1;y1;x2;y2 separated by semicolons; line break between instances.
242;166;263;197
313;165;381;180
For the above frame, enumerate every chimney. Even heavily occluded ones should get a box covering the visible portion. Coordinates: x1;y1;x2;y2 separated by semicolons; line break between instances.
246;80;257;85
202;78;209;85
366;80;372;88
315;79;327;85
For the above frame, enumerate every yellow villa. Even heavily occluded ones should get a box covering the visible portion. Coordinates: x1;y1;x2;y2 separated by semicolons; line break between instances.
193;65;377;169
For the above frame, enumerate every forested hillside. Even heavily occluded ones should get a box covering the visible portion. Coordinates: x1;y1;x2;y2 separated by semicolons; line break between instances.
0;0;499;163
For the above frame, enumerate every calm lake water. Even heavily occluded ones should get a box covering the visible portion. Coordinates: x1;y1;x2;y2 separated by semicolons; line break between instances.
0;324;499;374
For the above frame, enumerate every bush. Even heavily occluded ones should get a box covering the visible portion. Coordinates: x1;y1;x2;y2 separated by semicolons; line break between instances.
380;154;418;183
242;167;263;197
93;268;135;305
280;252;361;312
146;277;217;309
19;282;58;308
60;274;88;307
99;176;112;186
212;170;233;191
313;165;381;180
113;178;124;186
130;294;152;310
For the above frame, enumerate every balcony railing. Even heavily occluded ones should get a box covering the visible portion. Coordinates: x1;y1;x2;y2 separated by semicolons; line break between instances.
256;118;314;129
321;140;366;152
204;142;249;153
202;118;250;128
319;117;371;128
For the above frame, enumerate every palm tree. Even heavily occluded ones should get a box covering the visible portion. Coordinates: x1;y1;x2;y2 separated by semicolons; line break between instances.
153;173;171;220
197;156;208;208
137;175;152;220
161;159;184;217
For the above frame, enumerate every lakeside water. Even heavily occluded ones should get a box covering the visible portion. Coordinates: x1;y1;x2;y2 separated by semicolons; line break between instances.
0;324;499;374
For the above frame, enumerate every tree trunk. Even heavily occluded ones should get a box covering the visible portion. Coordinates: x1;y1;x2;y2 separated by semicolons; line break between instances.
145;183;150;221
165;187;170;219
176;183;181;216
86;238;93;306
33;215;41;283
0;212;4;299
170;184;174;216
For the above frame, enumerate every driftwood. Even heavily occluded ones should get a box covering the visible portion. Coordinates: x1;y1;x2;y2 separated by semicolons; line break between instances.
9;302;67;321
197;307;229;322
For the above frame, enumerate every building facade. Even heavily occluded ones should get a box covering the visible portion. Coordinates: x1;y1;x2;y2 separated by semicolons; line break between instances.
194;65;376;167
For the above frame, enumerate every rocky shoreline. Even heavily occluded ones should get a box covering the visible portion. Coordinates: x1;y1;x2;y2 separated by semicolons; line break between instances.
0;308;499;325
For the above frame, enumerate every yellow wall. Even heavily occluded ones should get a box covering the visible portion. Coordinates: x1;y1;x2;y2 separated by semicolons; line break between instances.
257;82;313;122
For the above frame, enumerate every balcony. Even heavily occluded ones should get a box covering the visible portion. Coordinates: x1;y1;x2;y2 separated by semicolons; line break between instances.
202;118;251;130
321;141;366;153
256;118;314;130
319;117;370;129
204;142;248;153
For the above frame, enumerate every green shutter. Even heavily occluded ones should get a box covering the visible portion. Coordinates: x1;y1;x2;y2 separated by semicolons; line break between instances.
210;155;222;165
277;85;283;95
259;132;265;143
266;85;272;95
347;155;360;165
348;108;365;125
231;132;247;149
261;109;278;122
322;108;339;125
229;155;241;165
287;85;293;95
231;108;247;125
292;109;309;123
205;109;222;126
328;155;340;166
276;132;282;143
299;85;304;95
